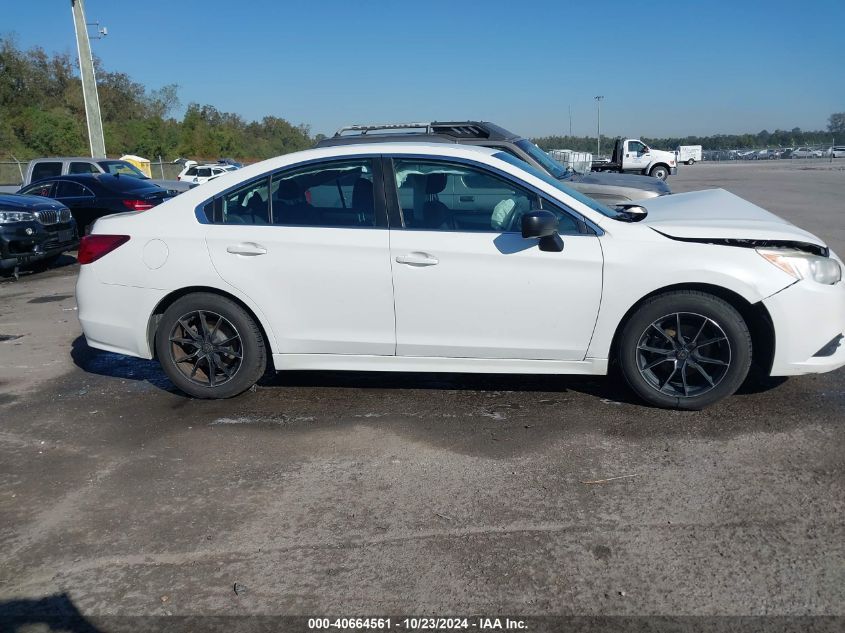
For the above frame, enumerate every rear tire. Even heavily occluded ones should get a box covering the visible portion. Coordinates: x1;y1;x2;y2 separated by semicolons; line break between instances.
155;292;267;399
618;291;752;410
649;164;669;180
686;159;695;165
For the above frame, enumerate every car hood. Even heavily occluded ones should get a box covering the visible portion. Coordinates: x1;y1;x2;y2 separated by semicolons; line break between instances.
636;188;826;247
0;193;68;211
565;170;670;195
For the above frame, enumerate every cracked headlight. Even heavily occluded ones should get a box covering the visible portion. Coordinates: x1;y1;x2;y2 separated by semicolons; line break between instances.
0;210;36;224
757;248;842;285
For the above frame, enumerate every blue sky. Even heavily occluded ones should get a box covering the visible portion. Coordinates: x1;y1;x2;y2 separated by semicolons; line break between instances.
5;0;844;138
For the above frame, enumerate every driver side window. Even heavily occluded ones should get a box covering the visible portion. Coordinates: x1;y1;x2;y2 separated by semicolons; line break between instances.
393;159;539;232
629;141;644;154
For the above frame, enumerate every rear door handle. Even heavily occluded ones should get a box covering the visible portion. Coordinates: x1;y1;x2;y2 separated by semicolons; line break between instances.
226;242;267;256
459;195;475;202
395;252;439;266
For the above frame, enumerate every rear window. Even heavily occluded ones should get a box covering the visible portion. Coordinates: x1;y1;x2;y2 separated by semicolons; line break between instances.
31;162;62;182
98;160;148;178
69;161;100;175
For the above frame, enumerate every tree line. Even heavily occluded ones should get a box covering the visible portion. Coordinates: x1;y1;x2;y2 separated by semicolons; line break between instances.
0;36;313;161
533;119;843;154
1;36;842;161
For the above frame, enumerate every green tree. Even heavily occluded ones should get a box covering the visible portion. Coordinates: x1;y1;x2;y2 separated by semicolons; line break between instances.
828;112;845;136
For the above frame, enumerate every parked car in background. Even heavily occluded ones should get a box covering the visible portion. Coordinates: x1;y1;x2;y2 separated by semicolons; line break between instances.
317;121;671;206
1;193;78;273
74;143;844;410
829;146;845;158
18;174;174;234
178;162;239;185
792;147;822;159
14;157;192;194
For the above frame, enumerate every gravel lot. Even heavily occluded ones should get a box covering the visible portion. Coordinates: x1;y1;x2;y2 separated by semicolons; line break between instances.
1;160;843;628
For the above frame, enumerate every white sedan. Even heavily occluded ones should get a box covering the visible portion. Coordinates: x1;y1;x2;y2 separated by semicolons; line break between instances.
75;143;845;409
177;163;238;185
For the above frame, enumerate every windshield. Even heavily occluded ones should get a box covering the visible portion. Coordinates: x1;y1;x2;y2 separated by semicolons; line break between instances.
98;160;149;179
493;151;618;219
514;139;569;179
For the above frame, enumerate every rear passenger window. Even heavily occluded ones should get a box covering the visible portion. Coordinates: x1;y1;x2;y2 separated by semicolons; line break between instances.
57;181;94;197
69;162;98;174
31;162;62;182
270;159;376;227
186;167;198;176
219;178;270;225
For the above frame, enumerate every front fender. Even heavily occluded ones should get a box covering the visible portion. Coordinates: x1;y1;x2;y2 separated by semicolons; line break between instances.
586;235;794;360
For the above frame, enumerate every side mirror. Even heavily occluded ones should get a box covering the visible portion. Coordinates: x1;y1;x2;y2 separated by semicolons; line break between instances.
615;203;648;221
521;210;563;252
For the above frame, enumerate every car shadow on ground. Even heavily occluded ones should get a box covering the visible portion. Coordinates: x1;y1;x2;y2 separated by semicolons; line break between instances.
70;335;173;390
70;335;647;403
0;253;78;282
71;335;785;407
0;594;103;633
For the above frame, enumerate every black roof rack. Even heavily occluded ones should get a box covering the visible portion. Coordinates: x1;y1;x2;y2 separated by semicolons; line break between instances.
333;123;435;137
331;121;516;141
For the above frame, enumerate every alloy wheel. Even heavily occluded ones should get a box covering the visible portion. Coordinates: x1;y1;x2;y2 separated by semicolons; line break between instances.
635;312;731;398
168;310;243;387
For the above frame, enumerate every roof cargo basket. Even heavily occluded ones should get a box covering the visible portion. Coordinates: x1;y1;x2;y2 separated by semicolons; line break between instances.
333;123;434;137
332;121;491;140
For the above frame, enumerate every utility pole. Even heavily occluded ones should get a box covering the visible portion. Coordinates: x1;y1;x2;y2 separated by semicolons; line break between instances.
594;95;604;156
71;0;106;158
568;105;572;137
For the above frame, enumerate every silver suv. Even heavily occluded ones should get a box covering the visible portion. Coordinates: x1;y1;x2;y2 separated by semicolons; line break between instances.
316;121;671;206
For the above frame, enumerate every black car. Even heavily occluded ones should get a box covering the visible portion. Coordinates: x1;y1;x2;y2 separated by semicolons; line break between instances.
0;193;78;272
18;174;175;234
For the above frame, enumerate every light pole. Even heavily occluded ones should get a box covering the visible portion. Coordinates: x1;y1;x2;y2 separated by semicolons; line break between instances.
594;95;604;156
71;0;107;158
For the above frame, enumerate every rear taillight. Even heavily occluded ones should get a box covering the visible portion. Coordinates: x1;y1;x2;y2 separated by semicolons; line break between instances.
78;234;130;265
122;199;155;211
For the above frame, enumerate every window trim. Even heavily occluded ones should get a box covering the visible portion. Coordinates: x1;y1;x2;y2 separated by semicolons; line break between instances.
196;155;390;229
382;154;600;236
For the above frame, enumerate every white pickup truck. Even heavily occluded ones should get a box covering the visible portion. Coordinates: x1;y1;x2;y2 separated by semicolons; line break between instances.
591;138;678;180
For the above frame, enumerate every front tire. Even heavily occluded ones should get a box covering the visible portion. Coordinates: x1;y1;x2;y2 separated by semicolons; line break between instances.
649;164;669;180
618;291;752;409
155;292;267;399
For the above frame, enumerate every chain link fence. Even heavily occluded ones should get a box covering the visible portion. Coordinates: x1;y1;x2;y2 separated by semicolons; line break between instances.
0;158;186;187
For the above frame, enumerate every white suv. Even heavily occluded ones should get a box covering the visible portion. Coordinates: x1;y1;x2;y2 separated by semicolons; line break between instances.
177;162;238;185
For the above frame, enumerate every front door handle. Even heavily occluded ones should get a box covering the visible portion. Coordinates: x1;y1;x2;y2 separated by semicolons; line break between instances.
395;252;439;267
226;242;267;256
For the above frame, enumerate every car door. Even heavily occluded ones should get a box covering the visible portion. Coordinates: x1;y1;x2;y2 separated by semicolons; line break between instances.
203;157;396;356
624;140;649;170
386;157;603;361
54;180;99;231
